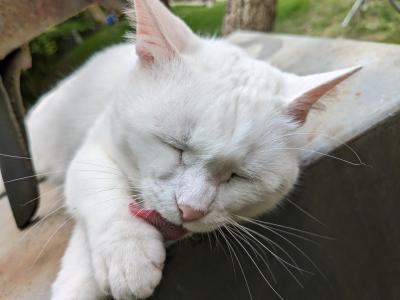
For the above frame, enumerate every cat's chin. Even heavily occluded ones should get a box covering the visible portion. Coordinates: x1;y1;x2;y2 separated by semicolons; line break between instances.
182;219;227;233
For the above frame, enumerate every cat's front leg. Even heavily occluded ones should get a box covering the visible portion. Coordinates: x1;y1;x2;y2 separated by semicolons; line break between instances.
52;223;102;300
65;143;166;299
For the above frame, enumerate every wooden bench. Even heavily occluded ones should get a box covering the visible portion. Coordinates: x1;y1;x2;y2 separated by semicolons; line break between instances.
0;0;103;228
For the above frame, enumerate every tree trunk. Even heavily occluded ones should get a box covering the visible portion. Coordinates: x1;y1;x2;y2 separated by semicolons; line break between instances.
223;0;277;36
160;0;170;9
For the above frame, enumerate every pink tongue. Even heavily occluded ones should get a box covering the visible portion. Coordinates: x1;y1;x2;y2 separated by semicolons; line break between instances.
129;203;188;241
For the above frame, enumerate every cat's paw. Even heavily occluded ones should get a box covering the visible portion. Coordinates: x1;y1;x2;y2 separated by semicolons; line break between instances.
92;223;165;299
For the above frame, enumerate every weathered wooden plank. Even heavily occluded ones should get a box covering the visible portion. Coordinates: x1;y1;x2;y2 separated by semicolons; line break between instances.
0;0;96;59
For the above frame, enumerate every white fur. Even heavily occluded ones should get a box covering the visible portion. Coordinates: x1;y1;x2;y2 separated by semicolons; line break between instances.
13;0;361;298
51;223;101;300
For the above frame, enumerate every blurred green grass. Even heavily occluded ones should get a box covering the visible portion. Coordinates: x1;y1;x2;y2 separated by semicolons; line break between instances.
59;1;226;72
22;0;400;104
172;2;226;36
276;0;400;44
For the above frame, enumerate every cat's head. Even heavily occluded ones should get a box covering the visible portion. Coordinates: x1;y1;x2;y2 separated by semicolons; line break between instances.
111;0;360;233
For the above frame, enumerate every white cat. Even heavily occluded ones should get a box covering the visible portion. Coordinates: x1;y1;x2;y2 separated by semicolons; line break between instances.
20;0;361;298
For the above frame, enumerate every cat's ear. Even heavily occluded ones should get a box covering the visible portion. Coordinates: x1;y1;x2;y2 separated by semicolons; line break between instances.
130;0;197;65
282;66;362;124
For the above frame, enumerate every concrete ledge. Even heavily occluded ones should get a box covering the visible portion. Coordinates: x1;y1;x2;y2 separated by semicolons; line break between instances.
228;31;400;165
0;183;72;299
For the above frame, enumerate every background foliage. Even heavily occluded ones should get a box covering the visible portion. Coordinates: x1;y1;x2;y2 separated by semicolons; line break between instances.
22;0;400;105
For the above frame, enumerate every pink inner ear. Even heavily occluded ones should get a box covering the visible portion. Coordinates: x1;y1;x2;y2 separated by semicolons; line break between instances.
133;0;194;65
287;66;362;123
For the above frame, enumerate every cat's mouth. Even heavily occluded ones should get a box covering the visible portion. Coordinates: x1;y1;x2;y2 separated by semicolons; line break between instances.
129;203;189;241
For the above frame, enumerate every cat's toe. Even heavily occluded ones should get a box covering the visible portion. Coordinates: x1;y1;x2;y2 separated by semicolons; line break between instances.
108;248;164;299
93;232;166;299
109;258;163;299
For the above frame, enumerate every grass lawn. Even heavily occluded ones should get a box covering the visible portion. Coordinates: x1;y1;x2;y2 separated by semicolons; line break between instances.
276;0;400;44
172;2;226;36
22;0;400;103
57;1;227;68
57;1;227;73
172;0;400;44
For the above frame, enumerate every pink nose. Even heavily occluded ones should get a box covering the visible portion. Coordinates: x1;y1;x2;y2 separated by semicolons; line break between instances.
178;204;206;222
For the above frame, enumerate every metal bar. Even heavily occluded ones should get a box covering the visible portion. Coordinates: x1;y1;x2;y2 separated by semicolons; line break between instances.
0;47;39;229
342;0;367;27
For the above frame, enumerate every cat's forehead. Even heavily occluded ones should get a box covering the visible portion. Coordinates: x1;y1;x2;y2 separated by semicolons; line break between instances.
141;40;289;160
146;75;292;179
196;42;276;87
152;86;285;153
150;66;283;142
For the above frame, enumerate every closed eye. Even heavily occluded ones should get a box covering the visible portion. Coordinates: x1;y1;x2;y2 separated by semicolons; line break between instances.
165;142;183;164
226;172;247;183
155;136;185;163
174;146;183;163
164;143;183;164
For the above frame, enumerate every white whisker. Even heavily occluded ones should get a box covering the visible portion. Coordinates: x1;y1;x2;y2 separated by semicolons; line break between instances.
270;147;366;166
237;215;332;240
224;225;285;300
217;227;253;300
275;131;364;163
30;216;73;269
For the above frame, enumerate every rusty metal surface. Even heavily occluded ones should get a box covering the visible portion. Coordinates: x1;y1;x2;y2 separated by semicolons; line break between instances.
152;111;400;300
2;45;31;139
0;47;39;229
0;0;97;59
